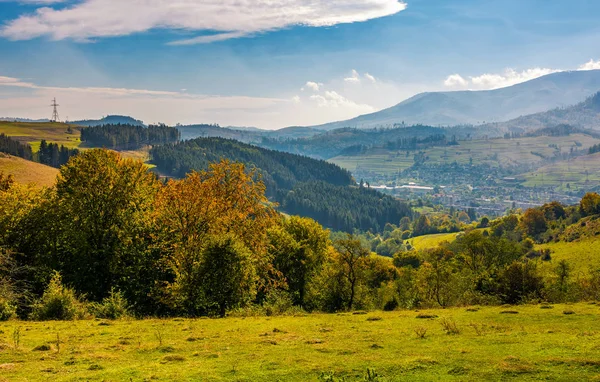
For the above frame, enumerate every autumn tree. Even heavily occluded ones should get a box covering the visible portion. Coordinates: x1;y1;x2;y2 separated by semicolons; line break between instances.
154;160;277;314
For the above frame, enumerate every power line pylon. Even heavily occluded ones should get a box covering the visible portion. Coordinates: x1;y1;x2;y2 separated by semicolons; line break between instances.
50;98;60;122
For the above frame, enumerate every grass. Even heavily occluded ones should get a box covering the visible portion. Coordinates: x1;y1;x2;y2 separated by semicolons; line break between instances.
536;238;600;276
329;134;600;180
0;154;58;187
0;303;599;381
410;232;460;251
0;122;81;151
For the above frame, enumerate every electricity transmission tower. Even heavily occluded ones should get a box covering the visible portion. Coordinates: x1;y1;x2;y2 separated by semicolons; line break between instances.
50;98;60;122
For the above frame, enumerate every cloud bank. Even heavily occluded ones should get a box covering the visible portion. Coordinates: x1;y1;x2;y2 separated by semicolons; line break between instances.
1;0;407;44
444;59;600;90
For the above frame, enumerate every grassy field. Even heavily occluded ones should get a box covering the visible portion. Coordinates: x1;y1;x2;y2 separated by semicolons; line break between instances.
0;154;58;187
536;238;600;277
0;122;81;151
1;304;599;381
410;232;460;251
522;152;600;191
330;134;600;178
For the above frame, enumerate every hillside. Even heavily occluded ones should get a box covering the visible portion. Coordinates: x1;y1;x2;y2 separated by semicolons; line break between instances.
0;153;58;187
307;70;600;130
259;125;449;159
178;124;322;143
486;92;600;132
150;137;411;232
0;121;81;151
330;133;600;178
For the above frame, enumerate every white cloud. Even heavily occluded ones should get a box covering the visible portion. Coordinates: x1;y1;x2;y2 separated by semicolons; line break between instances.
444;68;560;90
304;81;323;92
1;0;407;44
365;73;377;83
579;59;600;71
443;74;468;88
344;69;361;83
310;90;374;112
471;68;559;89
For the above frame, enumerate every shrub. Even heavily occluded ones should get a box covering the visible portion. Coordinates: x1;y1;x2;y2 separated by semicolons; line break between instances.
89;288;130;319
414;326;428;339
30;272;87;321
0;300;16;321
440;317;461;335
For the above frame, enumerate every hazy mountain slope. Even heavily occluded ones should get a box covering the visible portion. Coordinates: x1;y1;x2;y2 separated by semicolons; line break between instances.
72;115;145;127
309;70;600;130
487;92;600;132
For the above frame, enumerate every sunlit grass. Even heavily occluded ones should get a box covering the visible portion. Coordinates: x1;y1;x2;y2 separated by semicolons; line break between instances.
0;303;599;381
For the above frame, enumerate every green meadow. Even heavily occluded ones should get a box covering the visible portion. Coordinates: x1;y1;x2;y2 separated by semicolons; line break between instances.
1;303;600;381
0;122;81;151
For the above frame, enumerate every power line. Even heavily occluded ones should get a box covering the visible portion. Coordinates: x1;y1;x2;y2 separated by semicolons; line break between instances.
50;98;60;122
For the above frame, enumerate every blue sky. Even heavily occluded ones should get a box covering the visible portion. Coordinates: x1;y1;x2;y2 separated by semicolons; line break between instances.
0;0;599;128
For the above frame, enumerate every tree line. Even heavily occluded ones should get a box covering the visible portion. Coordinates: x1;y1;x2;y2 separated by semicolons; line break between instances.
0;134;33;160
1;150;600;322
38;140;79;168
81;123;180;150
0;135;77;169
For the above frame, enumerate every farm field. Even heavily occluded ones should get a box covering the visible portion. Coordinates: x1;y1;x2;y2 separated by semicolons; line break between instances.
0;122;81;151
521;152;600;191
330;134;600;178
1;304;600;381
0;154;58;187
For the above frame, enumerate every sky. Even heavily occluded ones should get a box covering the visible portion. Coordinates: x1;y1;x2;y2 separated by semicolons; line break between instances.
0;0;600;129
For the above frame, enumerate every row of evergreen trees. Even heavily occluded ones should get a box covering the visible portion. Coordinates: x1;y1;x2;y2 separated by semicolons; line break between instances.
38;140;79;168
282;181;412;233
0;134;33;160
81;123;180;150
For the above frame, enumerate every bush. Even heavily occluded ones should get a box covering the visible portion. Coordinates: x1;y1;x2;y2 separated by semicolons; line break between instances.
89;288;130;319
30;272;87;321
0;299;16;321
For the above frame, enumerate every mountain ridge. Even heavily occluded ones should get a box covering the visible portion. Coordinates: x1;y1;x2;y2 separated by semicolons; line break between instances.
303;70;600;130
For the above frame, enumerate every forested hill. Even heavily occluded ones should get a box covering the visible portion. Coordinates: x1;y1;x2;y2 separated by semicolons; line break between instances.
150;137;354;193
150;137;411;232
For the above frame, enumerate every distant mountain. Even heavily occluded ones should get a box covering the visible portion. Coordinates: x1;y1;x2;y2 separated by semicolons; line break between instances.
71;115;145;127
178;123;323;142
0;117;50;123
307;70;600;130
487;92;600;132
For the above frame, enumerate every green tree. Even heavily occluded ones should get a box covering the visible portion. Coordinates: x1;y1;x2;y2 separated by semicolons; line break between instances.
52;149;160;301
199;235;257;317
413;215;432;236
580;193;600;216
334;235;370;310
520;209;548;238
268;216;330;307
